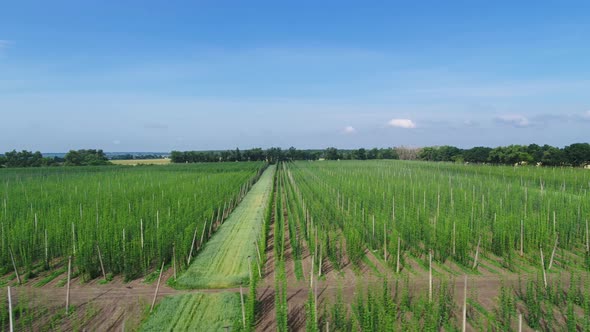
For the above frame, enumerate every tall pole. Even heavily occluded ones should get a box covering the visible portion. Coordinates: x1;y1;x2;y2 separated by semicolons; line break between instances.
462;276;467;332
66;256;72;314
8;286;14;332
150;261;166;313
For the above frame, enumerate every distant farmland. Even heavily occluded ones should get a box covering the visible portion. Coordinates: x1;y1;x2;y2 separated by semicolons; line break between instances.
111;158;171;166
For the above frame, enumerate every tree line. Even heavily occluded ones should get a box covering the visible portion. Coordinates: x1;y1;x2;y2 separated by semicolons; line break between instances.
3;143;589;168
418;143;590;166
170;147;398;163
170;147;319;164
0;149;111;168
173;143;590;167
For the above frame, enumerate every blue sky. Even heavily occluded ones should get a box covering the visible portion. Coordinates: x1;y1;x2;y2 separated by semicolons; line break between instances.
1;1;589;152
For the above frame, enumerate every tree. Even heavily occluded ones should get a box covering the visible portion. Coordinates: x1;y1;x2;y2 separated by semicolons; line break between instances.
266;147;283;164
352;148;367;160
541;146;565;166
564;143;590;167
489;145;533;165
65;149;110;166
379;148;399;160
367;148;379;160
247;148;265;161
325;147;340;160
526;144;544;163
463;147;492;163
3;150;44;167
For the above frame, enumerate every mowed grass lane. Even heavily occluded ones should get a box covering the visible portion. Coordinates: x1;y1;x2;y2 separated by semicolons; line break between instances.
175;165;275;289
141;293;242;331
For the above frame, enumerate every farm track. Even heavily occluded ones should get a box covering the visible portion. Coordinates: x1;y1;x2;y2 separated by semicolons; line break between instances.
141;165;276;330
176;165;275;289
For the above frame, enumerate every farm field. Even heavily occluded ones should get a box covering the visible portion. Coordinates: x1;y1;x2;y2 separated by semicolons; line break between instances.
3;159;590;331
255;160;590;331
111;159;171;166
0;162;266;331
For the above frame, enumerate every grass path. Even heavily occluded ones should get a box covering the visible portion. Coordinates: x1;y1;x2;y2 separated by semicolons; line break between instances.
141;166;275;331
175;165;275;289
141;293;242;331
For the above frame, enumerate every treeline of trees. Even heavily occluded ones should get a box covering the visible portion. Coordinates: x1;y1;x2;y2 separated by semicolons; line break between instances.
323;147;399;160
3;144;589;168
64;149;111;166
0;149;111;168
0;150;62;167
419;143;590;166
171;147;402;163
172;143;590;167
170;147;319;164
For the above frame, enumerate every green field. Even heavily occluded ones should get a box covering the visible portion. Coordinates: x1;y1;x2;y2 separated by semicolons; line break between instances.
287;160;590;270
4;160;590;331
0;163;264;281
278;160;590;330
175;165;275;289
111;158;171;166
141;293;243;331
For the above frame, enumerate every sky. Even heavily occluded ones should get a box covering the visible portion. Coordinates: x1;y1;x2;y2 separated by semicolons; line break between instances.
1;1;589;152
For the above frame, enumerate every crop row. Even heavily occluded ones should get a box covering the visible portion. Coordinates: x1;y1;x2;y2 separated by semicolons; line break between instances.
286;160;590;271
0;163;266;281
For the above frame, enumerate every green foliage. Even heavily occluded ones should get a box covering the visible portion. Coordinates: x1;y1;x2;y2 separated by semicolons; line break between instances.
331;278;456;330
287;160;590;271
305;289;318;332
0;150;61;168
275;261;288;332
0;162;264;281
65;149;111;166
494;284;515;331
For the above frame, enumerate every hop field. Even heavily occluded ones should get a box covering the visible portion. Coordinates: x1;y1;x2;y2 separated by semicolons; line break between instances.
0;162;265;282
286;160;590;271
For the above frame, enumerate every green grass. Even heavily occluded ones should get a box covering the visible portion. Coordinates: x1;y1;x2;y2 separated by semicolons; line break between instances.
140;293;242;331
34;266;67;287
175;166;276;289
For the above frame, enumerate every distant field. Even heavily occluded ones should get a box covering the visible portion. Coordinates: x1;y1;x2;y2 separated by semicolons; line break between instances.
111;158;170;165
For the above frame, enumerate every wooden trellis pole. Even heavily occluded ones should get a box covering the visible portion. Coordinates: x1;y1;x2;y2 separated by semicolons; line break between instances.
66;256;72;314
150;261;166;313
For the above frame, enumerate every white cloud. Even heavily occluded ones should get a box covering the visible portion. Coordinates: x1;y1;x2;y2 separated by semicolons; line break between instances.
495;114;530;127
463;119;478;127
582;110;590;120
113;140;121;145
343;126;356;134
387;119;416;129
